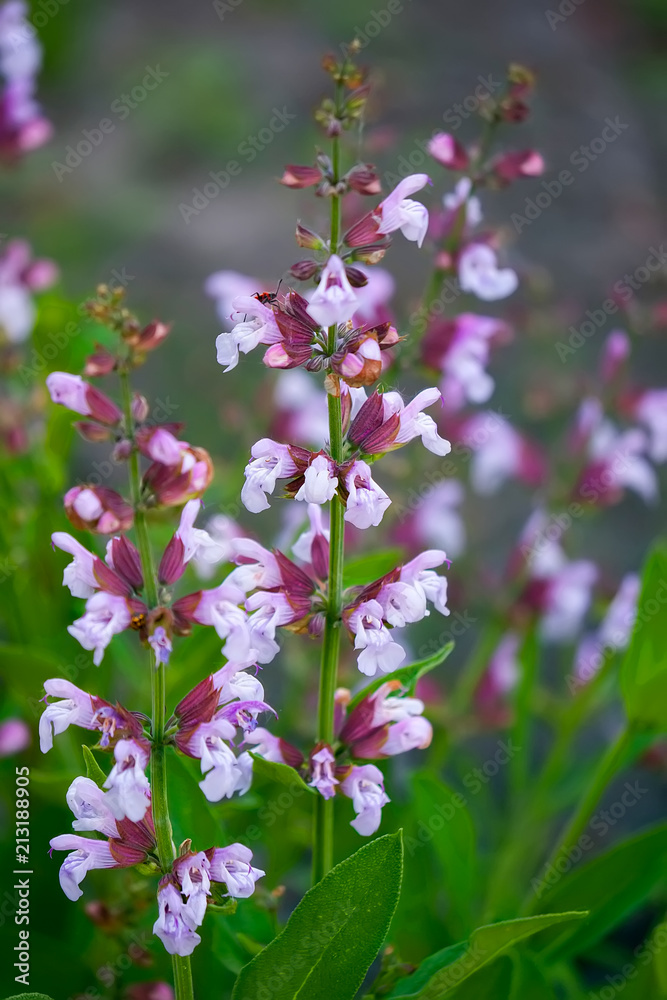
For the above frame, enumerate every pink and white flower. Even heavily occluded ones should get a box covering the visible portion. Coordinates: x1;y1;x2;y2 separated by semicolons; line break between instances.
375;173;431;247
66;776;119;838
46;372;122;425
51;531;99;598
68;591;133;666
104;738;151;823
343;459;391;529
294;453;338;504
153;882;201;957
49;835;119;901
215;295;281;372
241;439;300;512
339;764;390;836
309;746;338;799
207;843;265;898
347;600;406;677
307;254;358;328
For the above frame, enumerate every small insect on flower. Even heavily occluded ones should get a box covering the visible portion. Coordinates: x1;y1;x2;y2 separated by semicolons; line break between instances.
130;613;147;631
253;291;278;306
252;279;284;307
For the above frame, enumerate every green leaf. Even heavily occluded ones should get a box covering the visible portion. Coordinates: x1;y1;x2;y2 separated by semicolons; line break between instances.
343;549;403;588
232;832;403;1000
448;956;513;998
508;952;556;999
3;995;57;1000
410;771;477;938
531;823;667;961
249;753;314;793
348;643;454;711
388;912;587;998
82;744;107;787
620;542;667;730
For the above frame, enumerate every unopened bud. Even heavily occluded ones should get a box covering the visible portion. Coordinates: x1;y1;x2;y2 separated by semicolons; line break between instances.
131;393;150;423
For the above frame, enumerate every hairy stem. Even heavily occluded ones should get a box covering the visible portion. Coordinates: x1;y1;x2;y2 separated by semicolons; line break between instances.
120;368;193;999
312;89;344;885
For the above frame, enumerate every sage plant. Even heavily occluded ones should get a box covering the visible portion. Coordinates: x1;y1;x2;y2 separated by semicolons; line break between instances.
214;44;452;881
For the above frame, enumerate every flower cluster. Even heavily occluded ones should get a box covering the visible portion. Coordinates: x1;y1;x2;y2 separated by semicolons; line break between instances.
42;288;269;959
249;678;433;836
48;773;263;957
241;386;451;525
222;506;450;677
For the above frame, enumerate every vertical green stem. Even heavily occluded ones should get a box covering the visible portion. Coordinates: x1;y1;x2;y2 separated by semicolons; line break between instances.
312;86;344;885
543;726;631;872
119;368;193;1000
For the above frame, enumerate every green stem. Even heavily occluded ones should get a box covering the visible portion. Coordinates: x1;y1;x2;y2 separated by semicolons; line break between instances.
312;88;344;885
120;368;192;1000
545;726;632;869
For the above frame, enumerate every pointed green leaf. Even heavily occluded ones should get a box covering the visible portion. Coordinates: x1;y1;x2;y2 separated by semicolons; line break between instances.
531;823;667;961
82;744;107;787
250;753;315;793
620;543;667;730
410;771;478;938
388;912;587;998
232;832;403;1000
348;643;454;711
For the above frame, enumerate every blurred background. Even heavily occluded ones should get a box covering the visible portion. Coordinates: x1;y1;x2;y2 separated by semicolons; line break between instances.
1;0;667;997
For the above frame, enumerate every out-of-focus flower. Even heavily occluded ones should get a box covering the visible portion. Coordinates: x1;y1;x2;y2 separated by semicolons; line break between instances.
422;313;511;411
204;270;259;323
0;239;57;342
576;414;657;506
599;329;631;384
575;573;640;686
458;242;518;301
46;372;122;425
475;632;520;725
492;150;544;183
458;412;545;495
0;1;52;158
64;486;133;535
442;178;482;231
0;717;30;756
427;132;469;170
515;512;598;643
397;479;466;559
631;389;667;464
